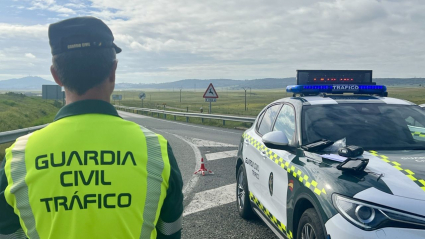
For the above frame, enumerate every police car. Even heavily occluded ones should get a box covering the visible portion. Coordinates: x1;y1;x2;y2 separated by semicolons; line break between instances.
236;70;425;239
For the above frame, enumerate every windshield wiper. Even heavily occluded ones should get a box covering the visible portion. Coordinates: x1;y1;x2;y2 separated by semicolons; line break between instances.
301;139;334;152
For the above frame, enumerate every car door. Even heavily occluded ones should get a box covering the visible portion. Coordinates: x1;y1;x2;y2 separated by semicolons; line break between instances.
243;110;266;193
265;104;297;230
244;104;282;212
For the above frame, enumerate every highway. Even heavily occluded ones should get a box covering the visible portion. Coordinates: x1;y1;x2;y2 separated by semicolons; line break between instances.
119;111;277;238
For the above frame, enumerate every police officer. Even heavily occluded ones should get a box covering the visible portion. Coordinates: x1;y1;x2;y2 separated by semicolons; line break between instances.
0;17;183;239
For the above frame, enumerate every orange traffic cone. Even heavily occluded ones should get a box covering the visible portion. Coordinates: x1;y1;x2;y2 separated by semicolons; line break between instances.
194;158;214;176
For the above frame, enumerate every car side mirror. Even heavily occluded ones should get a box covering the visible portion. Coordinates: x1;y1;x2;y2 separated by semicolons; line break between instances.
262;131;291;150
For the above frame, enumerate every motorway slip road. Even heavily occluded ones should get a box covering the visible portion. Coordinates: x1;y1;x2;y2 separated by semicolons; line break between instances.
118;111;277;239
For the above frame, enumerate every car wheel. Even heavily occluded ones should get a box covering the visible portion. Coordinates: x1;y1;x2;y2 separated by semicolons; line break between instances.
297;208;325;239
236;163;255;219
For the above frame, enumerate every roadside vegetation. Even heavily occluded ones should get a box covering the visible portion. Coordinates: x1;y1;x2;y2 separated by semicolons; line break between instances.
0;92;62;160
386;87;425;105
113;87;425;128
112;89;292;117
114;87;425;117
2;87;425;160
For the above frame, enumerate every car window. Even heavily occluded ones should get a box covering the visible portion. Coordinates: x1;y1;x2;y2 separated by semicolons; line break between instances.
302;104;425;150
258;104;281;135
256;111;266;132
273;104;295;144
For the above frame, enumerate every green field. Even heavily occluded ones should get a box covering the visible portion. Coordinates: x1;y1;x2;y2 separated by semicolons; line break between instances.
386;87;425;105
113;89;293;117
1;87;425;160
0;92;62;160
113;87;425;116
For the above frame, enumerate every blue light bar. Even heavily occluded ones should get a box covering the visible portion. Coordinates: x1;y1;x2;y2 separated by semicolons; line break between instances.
286;84;387;95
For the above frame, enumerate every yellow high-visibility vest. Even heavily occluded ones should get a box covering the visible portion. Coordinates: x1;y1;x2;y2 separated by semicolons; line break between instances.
4;113;171;239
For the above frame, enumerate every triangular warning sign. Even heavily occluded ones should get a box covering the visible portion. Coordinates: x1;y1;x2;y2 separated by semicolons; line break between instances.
203;83;219;98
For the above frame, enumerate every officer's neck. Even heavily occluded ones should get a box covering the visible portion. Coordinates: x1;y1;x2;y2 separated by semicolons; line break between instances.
65;86;112;105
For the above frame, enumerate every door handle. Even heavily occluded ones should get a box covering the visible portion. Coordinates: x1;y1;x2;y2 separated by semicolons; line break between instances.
261;151;266;156
244;139;249;144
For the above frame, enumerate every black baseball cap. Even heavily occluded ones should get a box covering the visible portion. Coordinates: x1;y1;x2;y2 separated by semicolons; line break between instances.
48;16;122;56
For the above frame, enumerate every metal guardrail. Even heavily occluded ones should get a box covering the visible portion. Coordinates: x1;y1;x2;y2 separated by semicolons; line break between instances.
114;105;256;125
0;124;49;144
0;107;255;144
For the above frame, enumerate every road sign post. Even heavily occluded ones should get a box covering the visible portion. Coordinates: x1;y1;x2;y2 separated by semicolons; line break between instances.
112;94;122;106
139;92;146;108
242;87;251;111
203;83;219;114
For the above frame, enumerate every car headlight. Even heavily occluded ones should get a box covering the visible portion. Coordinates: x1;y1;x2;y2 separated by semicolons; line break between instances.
333;194;425;230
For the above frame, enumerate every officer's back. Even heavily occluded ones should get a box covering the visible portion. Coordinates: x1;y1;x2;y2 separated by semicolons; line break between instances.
0;17;183;239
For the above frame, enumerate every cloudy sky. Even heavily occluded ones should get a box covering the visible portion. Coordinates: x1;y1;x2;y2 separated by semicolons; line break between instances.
0;0;424;83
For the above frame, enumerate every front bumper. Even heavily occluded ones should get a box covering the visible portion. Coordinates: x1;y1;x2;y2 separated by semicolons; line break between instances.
325;213;425;238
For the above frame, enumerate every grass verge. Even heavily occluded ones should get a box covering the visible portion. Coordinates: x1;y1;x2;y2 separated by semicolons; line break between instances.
0;92;61;132
0;92;62;159
0;142;13;162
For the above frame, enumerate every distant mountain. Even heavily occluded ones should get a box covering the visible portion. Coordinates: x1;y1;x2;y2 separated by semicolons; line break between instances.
115;78;297;90
0;76;56;90
2;76;425;91
115;77;425;90
374;78;425;86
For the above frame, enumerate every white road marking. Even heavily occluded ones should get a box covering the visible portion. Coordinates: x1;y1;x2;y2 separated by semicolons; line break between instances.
119;111;240;210
118;110;242;135
183;183;236;217
206;150;238;161
169;134;202;199
119;111;149;118
191;138;237;147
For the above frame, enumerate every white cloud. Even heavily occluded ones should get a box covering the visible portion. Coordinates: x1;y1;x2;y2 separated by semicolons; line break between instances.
28;0;77;15
0;23;47;39
88;0;425;81
25;53;36;58
64;3;86;9
0;0;425;82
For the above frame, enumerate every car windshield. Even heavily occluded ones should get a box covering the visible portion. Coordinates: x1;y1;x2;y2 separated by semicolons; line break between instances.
302;103;425;150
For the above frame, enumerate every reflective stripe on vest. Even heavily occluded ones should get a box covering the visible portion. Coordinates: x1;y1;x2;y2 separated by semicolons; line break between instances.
4;114;171;239
139;127;164;239
4;133;39;239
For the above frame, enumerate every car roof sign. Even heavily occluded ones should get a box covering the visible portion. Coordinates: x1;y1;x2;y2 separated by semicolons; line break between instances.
287;70;387;97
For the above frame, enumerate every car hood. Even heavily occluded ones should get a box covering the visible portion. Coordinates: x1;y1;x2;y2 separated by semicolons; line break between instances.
363;150;425;201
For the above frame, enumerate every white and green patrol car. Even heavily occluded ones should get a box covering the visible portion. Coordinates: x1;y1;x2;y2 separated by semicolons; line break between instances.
236;70;425;239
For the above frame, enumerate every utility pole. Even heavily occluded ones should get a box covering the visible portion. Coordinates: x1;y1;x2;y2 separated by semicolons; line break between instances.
242;87;251;111
179;87;182;103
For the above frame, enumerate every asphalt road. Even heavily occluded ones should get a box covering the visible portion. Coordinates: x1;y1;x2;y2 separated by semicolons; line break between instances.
118;111;277;239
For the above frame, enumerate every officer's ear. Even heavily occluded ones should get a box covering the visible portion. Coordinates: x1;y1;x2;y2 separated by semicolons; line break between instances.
108;60;118;84
50;65;63;87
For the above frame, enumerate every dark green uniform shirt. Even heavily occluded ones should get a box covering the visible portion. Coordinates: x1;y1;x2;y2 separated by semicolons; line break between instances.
0;100;184;239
